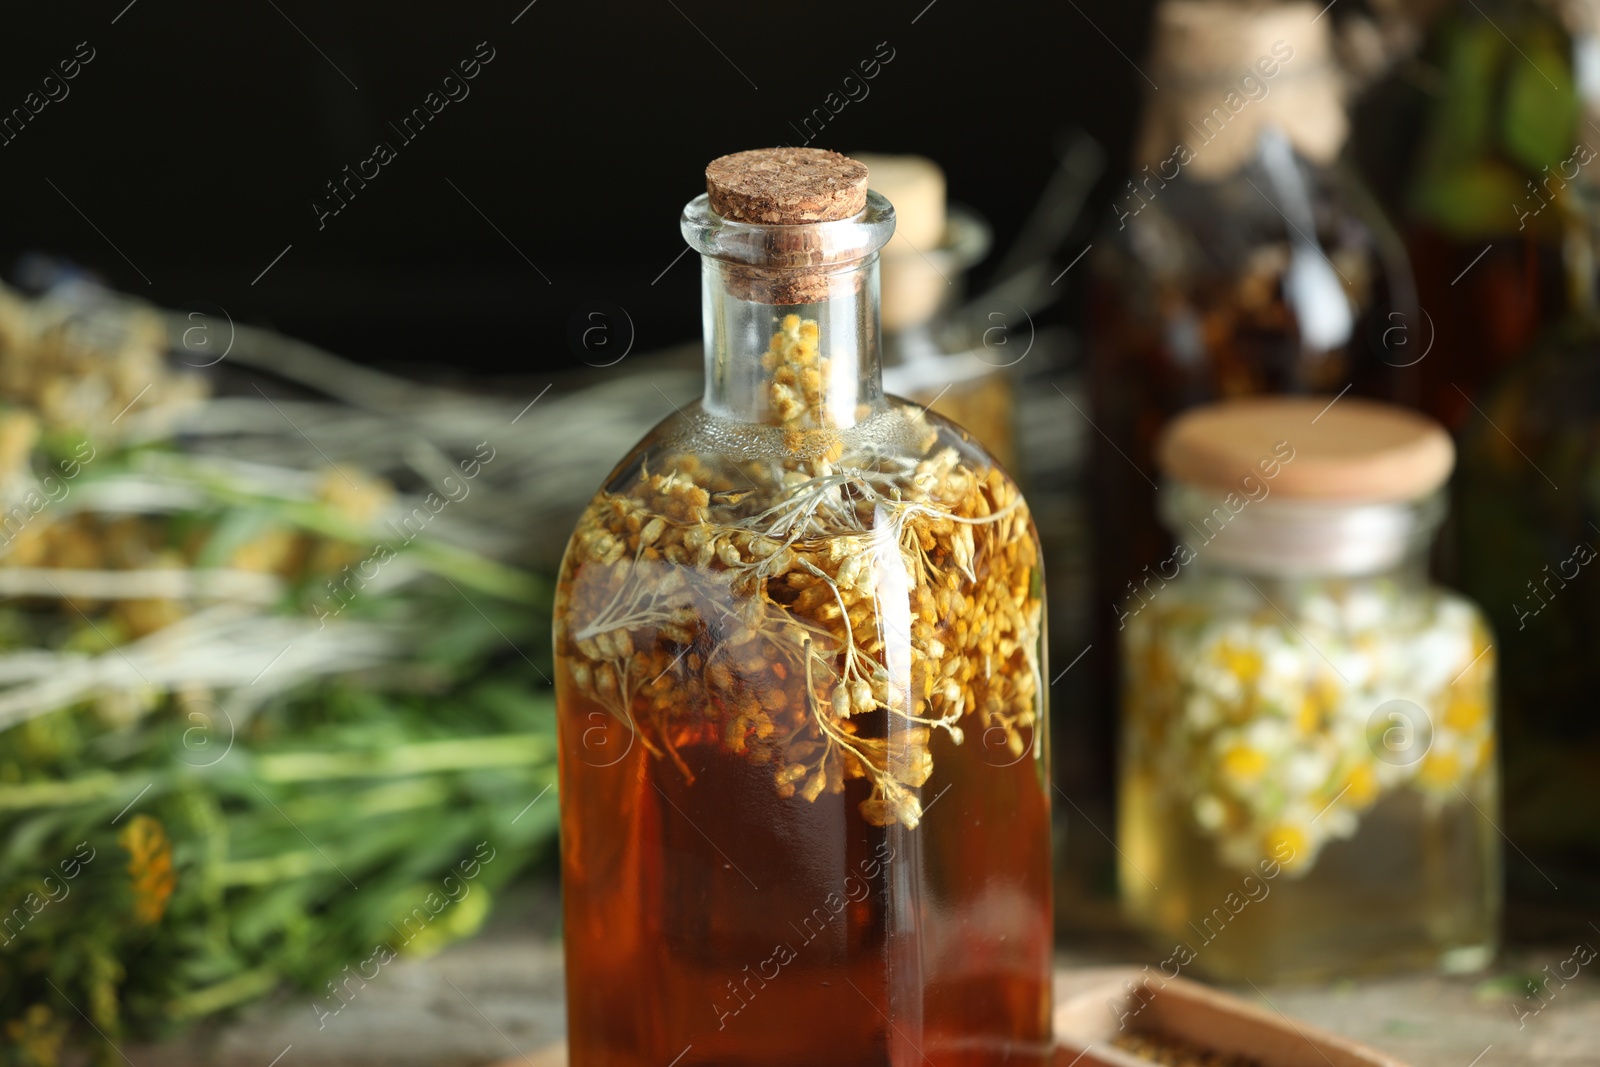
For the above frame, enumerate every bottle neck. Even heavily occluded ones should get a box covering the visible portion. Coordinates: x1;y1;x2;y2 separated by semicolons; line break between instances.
700;256;886;428
681;191;896;430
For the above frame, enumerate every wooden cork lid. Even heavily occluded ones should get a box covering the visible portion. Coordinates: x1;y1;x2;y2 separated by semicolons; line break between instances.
706;148;869;224
1158;397;1454;502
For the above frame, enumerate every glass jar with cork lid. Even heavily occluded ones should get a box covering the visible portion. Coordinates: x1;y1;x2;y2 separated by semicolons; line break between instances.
553;148;1053;1065
1117;397;1500;981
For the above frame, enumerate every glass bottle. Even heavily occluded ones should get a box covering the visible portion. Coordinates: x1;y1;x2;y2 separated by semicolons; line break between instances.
1456;171;1600;903
553;149;1053;1066
1398;0;1577;430
1118;397;1500;981
1087;0;1420;788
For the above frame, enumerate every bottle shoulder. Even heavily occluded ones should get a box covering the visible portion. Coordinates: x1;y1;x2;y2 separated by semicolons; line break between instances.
1093;160;1382;292
582;395;1026;509
555;396;1040;616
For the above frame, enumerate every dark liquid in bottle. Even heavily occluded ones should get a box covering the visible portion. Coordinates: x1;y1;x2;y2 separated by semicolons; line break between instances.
558;680;1053;1067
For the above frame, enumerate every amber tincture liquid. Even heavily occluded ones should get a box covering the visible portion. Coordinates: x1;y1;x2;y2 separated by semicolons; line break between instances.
555;311;1053;1066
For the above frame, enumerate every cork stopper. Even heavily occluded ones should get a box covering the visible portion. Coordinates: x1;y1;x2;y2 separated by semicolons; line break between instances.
695;147;887;305
706;148;869;224
1159;397;1454;503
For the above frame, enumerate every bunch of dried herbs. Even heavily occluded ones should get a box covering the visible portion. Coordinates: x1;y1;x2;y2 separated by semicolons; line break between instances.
0;279;557;1066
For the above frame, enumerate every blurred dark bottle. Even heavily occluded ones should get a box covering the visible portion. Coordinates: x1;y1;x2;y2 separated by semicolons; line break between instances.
1086;0;1418;796
1455;9;1600;916
855;153;1019;474
1400;0;1579;430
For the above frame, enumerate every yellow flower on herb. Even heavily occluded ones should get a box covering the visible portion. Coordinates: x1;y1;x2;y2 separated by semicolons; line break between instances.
229;527;304;576
315;468;392;526
5;1003;66;1067
118;813;176;924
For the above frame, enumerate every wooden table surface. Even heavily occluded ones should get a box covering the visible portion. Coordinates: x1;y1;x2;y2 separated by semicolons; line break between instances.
128;898;1600;1067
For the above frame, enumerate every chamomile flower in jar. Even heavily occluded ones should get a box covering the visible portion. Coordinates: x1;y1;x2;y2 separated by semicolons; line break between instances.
1117;397;1500;981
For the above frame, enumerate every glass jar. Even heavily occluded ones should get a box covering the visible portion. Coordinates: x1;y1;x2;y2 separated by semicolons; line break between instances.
1117;397;1500;982
553;149;1053;1066
1087;0;1420;785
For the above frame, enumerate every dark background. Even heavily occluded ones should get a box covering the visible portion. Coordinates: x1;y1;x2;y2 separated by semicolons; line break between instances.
0;0;1158;377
